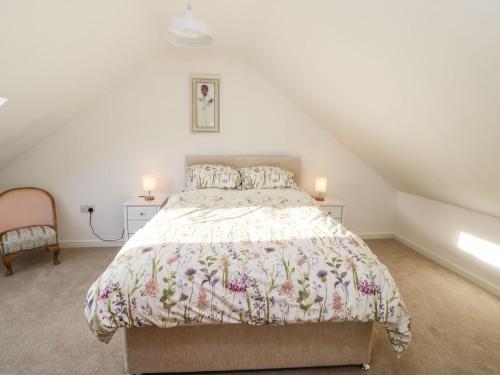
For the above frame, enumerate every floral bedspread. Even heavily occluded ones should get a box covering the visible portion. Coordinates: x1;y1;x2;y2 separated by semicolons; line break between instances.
84;188;411;353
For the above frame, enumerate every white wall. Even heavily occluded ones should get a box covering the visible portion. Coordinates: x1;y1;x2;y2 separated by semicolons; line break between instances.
396;192;500;296
0;51;396;244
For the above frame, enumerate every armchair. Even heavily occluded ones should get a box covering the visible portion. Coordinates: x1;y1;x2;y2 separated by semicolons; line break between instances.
0;187;61;276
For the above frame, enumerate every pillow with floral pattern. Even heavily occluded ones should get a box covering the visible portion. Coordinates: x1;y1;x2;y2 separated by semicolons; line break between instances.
239;166;299;189
185;164;242;190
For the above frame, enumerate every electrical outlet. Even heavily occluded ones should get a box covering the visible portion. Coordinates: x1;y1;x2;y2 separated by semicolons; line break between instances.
80;205;95;213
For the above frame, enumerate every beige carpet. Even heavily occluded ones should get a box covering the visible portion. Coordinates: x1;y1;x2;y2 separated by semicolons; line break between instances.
0;239;498;375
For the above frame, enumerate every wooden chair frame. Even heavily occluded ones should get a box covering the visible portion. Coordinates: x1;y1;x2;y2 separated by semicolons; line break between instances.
0;187;61;276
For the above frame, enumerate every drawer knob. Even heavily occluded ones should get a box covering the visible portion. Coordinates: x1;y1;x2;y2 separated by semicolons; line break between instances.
140;212;144;215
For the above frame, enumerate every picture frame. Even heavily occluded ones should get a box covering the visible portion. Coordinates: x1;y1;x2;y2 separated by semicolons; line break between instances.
191;75;220;133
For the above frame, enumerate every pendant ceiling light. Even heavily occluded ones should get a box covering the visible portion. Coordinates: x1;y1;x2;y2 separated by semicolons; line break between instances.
165;1;214;48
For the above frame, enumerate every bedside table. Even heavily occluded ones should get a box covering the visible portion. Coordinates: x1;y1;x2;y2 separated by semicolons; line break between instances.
123;194;168;240
314;199;345;224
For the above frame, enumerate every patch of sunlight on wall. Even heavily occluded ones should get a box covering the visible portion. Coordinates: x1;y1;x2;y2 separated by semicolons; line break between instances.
458;232;500;268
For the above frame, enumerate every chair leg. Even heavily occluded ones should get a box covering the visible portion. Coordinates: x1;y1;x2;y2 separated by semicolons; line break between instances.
48;244;61;265
2;254;15;276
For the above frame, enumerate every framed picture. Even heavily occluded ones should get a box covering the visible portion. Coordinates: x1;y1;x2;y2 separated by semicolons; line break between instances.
191;76;220;132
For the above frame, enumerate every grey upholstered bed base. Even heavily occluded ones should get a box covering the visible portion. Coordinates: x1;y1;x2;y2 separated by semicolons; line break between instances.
124;322;374;374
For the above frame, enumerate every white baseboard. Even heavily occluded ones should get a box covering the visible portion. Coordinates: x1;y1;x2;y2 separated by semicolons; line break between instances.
59;233;499;297
61;234;393;247
393;233;500;298
60;240;124;248
359;233;393;240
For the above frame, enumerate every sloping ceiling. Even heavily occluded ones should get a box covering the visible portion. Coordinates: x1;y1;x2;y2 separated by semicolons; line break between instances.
1;0;499;217
0;0;162;166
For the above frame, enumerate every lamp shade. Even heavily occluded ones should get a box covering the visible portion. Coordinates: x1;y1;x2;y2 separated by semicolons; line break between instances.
165;4;214;48
142;175;156;192
315;177;327;193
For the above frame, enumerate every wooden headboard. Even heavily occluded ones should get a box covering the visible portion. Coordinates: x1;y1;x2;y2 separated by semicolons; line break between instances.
185;155;301;185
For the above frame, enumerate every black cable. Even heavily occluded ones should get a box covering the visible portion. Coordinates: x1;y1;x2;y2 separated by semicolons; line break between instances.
89;210;124;242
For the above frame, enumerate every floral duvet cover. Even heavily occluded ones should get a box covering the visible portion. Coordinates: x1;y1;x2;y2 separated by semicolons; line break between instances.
84;188;411;353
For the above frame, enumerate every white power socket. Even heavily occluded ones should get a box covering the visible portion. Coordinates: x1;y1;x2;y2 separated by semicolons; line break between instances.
80;205;95;213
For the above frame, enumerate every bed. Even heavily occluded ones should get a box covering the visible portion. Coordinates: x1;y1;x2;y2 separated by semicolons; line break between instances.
85;155;411;374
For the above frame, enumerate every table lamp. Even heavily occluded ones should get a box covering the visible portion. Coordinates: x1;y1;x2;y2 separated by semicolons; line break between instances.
142;175;156;201
315;177;327;201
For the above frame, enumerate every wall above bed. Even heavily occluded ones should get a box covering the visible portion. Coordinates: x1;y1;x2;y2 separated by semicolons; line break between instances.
0;51;396;244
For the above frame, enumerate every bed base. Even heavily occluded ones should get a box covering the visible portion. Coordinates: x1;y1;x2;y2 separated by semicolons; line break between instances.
124;321;374;374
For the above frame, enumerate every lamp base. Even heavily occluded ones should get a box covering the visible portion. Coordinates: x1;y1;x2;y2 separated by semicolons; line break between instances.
314;196;325;201
144;196;155;201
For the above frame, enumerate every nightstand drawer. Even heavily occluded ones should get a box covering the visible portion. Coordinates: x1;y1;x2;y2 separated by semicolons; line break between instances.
128;206;157;220
322;206;342;218
123;194;168;241
128;220;148;234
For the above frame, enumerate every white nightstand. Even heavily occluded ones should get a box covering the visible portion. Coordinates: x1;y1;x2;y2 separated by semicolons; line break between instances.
123;194;168;240
314;198;345;224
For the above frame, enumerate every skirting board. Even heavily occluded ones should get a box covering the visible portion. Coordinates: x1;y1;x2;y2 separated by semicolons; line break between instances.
60;240;124;248
60;233;392;249
359;233;393;240
61;234;499;296
393;234;500;298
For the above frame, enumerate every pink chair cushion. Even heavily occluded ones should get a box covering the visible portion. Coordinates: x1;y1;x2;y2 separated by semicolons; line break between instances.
0;189;56;234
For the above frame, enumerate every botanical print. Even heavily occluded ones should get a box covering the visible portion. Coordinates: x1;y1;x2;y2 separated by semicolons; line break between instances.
191;77;219;132
197;83;214;128
185;164;241;190
240;166;299;189
84;188;411;354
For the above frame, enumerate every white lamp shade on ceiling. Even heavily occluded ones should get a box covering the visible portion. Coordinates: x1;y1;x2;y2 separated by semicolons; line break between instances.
165;3;214;48
143;175;156;192
315;177;327;193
